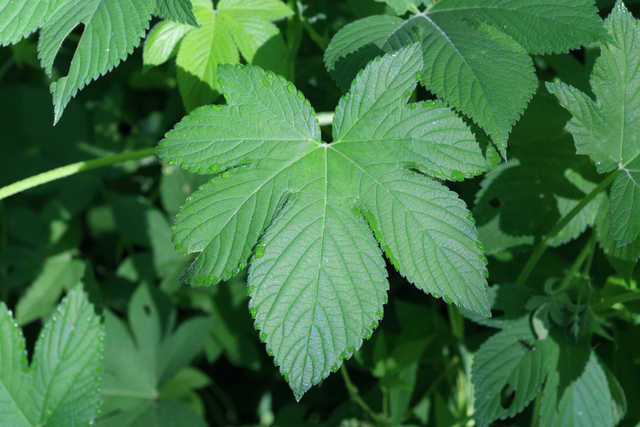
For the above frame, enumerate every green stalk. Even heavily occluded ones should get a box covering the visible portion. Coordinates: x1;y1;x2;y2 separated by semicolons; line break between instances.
553;231;597;294
340;365;382;424
0;148;156;201
592;292;640;312
517;169;621;285
316;112;334;127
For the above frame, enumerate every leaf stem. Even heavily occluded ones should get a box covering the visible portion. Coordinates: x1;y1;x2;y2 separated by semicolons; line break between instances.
554;231;597;294
340;364;381;423
592;291;640;312
0;148;156;201
316;112;334;127
517;169;621;285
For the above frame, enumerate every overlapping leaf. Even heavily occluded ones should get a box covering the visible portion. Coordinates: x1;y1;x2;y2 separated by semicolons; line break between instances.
157;45;495;398
36;0;155;124
325;0;606;155
144;0;292;111
0;285;103;427
473;91;603;256
547;1;640;246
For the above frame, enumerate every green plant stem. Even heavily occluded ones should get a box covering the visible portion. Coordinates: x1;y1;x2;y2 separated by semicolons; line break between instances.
517;169;621;285
408;356;459;418
340;364;381;423
0;148;156;201
316;112;334;127
554;231;597;294
593;292;640;311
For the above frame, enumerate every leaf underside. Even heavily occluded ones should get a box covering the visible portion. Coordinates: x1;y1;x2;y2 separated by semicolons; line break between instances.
158;45;493;399
324;0;606;156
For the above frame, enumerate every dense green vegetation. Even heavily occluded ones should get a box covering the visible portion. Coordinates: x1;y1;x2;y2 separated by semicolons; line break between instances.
0;0;639;426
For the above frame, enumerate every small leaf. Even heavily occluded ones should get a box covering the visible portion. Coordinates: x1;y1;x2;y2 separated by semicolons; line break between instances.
158;45;492;398
547;2;640;245
37;0;155;123
154;0;198;26
0;285;103;427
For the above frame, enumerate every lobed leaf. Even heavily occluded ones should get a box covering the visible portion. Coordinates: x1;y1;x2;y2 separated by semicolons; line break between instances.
325;0;605;155
158;45;493;398
547;1;640;246
143;20;192;68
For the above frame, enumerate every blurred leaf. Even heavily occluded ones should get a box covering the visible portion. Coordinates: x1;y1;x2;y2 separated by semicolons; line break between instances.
15;252;85;325
154;0;198;26
99;284;210;426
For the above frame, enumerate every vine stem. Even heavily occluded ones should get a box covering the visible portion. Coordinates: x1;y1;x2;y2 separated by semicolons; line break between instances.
516;169;621;285
592;292;640;312
340;365;382;424
0;148;156;201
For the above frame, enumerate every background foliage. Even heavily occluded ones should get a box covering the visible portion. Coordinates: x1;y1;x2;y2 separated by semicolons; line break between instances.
1;0;639;426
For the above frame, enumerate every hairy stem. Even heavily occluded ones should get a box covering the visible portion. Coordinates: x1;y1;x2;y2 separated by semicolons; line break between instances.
0;148;156;201
517;169;621;285
340;364;381;423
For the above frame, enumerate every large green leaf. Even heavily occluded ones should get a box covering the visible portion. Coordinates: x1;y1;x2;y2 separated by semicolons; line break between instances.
146;0;292;111
325;0;605;155
0;285;103;427
157;45;494;399
36;0;155;124
97;284;210;426
547;1;640;246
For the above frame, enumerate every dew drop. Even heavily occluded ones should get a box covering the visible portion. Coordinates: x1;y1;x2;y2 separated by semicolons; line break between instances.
297;91;304;99
375;309;383;318
287;82;295;93
480;255;488;264
339;351;348;361
247;285;256;296
304;99;310;106
278;75;285;82
255;245;266;258
266;72;274;79
268;348;274;356
364;330;372;339
347;346;355;354
254;322;261;330
443;295;453;304
331;363;339;372
260;332;267;342
483;270;489;279
358;69;364;76
235;63;242;69
217;78;226;88
250;307;258;318
451;170;466;181
415;71;422;80
284;373;290;382
404;91;411;98
238;262;246;270
476;242;485;251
